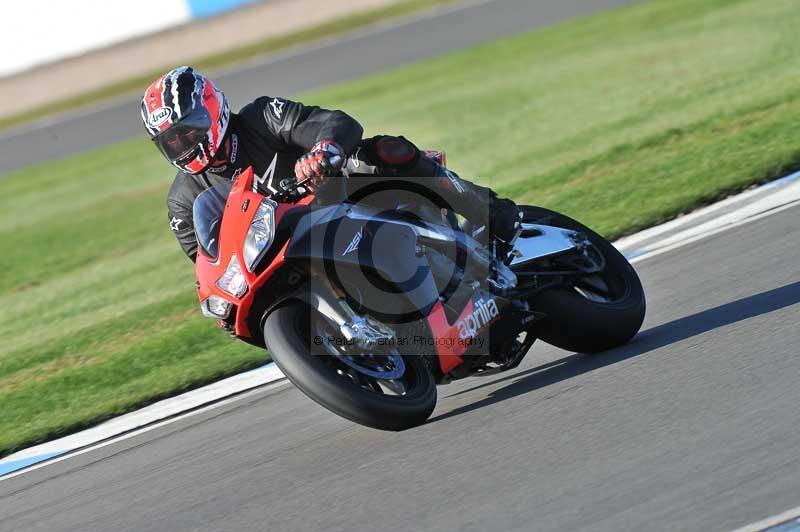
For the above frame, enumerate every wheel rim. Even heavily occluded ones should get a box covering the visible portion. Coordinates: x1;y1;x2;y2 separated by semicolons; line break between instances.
311;318;418;397
521;209;632;305
568;242;630;304
573;276;617;303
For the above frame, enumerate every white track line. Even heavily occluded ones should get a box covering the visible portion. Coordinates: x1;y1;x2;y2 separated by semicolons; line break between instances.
617;171;800;262
0;380;290;483
614;185;768;250
0;363;286;480
625;185;800;263
731;505;800;532
628;199;800;264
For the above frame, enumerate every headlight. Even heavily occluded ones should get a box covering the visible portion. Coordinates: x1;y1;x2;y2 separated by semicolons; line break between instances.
201;296;232;319
244;198;276;270
216;255;247;297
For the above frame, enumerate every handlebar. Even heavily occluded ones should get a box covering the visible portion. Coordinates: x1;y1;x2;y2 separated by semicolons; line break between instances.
268;152;344;202
272;177;314;202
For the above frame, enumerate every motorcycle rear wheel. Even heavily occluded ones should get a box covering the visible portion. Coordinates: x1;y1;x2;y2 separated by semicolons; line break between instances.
519;206;646;353
264;301;437;431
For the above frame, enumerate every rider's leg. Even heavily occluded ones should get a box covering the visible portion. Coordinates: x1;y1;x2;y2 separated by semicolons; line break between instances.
343;135;520;243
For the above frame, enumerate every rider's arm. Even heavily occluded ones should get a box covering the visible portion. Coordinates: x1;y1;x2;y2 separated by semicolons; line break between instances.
167;176;199;262
167;201;197;262
246;96;364;155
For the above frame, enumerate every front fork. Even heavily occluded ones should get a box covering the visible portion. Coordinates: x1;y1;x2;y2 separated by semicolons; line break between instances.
291;274;394;350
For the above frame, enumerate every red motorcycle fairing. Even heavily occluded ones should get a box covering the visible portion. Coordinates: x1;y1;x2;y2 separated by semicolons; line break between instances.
195;168;313;338
426;292;503;374
426;301;472;374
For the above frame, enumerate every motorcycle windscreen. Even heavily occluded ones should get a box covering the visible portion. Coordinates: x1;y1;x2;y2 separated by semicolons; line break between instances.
193;181;233;260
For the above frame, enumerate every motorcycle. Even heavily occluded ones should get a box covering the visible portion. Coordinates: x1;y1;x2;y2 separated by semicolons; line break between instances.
193;166;645;430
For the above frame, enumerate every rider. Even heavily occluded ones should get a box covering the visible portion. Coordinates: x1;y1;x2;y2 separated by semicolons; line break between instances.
141;67;520;262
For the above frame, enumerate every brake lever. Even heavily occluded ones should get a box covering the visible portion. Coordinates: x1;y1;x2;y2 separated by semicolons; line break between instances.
273;177;314;202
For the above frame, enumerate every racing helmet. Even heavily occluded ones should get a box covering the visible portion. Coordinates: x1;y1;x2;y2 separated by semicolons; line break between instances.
140;67;230;174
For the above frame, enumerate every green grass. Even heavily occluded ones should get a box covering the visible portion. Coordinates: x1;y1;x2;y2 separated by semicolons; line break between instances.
0;0;458;133
2;0;799;457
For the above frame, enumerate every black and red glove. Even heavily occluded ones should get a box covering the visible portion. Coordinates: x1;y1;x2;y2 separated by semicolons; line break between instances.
294;140;345;188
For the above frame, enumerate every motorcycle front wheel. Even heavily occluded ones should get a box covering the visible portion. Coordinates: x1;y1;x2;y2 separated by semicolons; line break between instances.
263;301;437;431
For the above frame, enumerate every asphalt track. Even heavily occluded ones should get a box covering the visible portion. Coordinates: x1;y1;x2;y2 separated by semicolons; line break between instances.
3;201;800;532
0;0;637;174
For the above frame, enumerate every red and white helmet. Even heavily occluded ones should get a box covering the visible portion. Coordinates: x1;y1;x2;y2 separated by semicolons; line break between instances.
141;67;230;174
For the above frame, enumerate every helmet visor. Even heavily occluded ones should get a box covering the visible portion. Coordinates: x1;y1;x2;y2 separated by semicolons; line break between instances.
154;108;212;163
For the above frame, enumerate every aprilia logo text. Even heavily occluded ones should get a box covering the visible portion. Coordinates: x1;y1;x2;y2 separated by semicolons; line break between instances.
457;297;499;339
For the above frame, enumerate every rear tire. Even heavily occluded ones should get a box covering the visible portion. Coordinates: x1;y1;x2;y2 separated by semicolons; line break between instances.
520;206;646;353
264;301;437;431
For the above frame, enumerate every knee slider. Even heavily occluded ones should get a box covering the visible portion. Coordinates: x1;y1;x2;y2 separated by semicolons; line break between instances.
374;135;420;170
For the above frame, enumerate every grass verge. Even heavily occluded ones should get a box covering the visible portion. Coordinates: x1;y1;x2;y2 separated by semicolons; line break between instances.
2;0;799;457
0;0;458;133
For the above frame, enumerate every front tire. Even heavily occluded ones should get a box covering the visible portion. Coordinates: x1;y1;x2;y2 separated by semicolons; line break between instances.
263;301;437;431
520;206;646;353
